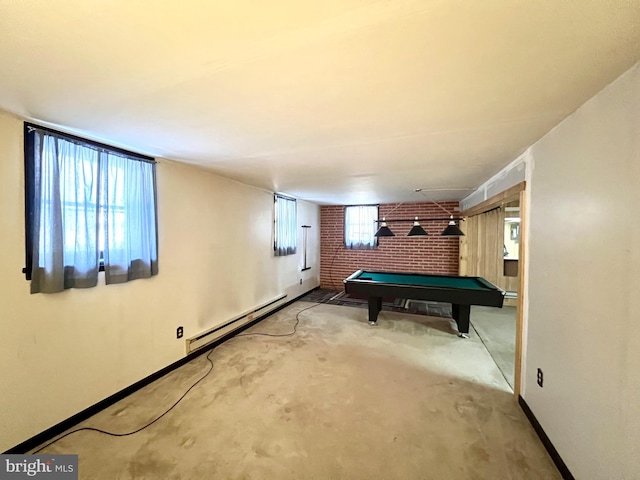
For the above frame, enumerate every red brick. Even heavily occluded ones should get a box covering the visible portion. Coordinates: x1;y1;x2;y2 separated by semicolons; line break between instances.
320;202;460;289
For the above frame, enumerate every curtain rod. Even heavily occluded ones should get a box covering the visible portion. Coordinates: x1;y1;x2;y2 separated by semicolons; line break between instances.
25;122;156;164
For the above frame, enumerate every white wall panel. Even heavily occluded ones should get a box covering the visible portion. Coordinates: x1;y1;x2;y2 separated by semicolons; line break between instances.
0;111;320;451
524;63;639;479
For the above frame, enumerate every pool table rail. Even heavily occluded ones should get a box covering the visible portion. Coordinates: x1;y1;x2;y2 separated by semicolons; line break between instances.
343;270;505;308
343;269;505;337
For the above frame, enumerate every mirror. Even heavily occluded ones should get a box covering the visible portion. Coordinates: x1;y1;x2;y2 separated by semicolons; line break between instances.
503;204;520;277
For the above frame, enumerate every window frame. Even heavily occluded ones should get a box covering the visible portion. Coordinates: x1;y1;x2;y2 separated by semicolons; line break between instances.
22;122;156;280
344;204;379;250
273;193;297;256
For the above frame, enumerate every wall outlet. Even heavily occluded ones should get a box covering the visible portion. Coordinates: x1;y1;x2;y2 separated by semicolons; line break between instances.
537;368;544;387
176;326;184;339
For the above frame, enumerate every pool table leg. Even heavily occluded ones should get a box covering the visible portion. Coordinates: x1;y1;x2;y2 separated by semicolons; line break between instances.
451;304;471;338
367;296;383;325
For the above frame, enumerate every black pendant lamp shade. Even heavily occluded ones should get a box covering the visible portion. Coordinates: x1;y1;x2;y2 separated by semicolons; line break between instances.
374;208;464;237
441;218;465;236
374;218;395;237
407;217;428;236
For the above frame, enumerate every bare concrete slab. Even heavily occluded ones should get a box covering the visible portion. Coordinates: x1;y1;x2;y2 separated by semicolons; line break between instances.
471;305;517;389
36;302;558;480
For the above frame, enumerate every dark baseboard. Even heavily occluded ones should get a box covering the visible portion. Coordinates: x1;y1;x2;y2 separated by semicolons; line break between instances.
4;287;320;454
518;395;575;480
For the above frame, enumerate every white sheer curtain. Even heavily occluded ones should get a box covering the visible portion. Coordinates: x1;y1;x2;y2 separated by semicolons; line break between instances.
274;194;297;256
102;153;158;284
30;135;101;293
27;128;158;293
345;205;378;249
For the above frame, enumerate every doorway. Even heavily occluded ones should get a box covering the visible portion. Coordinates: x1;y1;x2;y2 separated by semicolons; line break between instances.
459;184;526;396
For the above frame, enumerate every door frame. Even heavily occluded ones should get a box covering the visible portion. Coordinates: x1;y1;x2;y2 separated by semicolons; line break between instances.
459;181;526;397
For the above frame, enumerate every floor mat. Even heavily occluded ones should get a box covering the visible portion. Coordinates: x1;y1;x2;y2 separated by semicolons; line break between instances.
301;289;452;319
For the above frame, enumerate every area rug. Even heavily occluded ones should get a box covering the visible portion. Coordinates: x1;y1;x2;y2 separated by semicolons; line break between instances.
301;288;452;319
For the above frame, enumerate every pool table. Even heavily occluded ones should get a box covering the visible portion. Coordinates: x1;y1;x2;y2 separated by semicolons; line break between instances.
343;270;505;337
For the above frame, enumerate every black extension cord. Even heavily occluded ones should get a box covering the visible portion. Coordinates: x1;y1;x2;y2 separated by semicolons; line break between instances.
32;302;322;454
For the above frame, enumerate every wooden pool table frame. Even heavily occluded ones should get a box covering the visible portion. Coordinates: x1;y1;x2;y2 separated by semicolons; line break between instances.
343;269;505;337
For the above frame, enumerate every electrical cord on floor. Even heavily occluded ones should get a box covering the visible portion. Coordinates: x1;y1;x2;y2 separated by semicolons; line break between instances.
31;302;321;454
32;347;216;454
236;301;321;338
32;348;214;454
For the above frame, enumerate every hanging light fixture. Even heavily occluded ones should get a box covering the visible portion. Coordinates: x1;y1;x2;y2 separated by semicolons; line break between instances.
441;216;465;236
372;197;465;237
407;217;428;236
374;216;464;236
374;218;395;237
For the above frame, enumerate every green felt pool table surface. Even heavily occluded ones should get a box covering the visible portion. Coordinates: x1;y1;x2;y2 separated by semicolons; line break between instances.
350;271;493;291
343;270;504;336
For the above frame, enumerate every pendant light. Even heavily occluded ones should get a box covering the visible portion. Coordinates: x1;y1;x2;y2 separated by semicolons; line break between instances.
407;217;428;236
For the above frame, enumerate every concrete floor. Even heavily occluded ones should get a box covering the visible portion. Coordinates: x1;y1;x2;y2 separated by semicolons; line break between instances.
471;306;517;389
36;302;559;479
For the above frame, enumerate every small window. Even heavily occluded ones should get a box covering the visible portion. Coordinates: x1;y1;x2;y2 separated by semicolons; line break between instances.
345;205;378;249
274;194;297;256
24;123;158;293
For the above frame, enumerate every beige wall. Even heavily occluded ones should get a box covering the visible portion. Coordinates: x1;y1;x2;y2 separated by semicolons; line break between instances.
524;62;640;479
0;110;320;451
483;62;638;478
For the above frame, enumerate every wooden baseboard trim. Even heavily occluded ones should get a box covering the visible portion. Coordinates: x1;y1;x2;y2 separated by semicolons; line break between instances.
4;287;320;454
518;395;575;480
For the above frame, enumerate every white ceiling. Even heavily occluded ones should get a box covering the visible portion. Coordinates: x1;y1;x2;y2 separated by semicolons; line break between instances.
1;1;639;205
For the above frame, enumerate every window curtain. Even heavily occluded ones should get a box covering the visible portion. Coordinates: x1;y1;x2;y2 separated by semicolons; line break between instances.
274;194;297;256
30;134;101;293
345;205;378;249
27;128;158;293
101;153;158;284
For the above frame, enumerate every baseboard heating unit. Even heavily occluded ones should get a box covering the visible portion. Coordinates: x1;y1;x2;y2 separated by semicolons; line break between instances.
186;294;287;353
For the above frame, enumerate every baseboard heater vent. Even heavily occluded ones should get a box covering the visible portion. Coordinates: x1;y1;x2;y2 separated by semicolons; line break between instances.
186;294;287;353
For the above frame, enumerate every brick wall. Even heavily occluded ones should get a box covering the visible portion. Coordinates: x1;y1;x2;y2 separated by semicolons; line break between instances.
320;202;460;289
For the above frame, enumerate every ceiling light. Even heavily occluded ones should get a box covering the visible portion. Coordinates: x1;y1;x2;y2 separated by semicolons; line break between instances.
374;218;395;237
441;217;465;236
373;198;465;237
374;215;464;237
407;217;428;236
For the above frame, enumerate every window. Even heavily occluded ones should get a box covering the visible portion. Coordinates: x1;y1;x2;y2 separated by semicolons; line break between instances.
24;123;158;293
274;194;297;256
345;205;378;249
